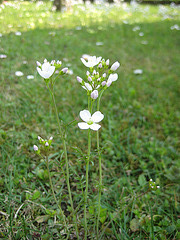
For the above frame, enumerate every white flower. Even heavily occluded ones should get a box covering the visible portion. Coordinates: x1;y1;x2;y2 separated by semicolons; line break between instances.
15;31;22;36
33;145;38;151
96;42;103;46
37;60;55;79
49;136;53;140
139;32;144;36
110;61;120;71
78;110;104;131
91;90;98;100
27;75;34;79
0;54;7;59
134;69;143;74
15;71;24;77
80;56;102;68
45;142;49;147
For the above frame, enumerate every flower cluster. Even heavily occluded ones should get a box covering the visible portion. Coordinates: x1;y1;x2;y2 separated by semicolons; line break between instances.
33;136;53;154
149;179;160;191
77;56;120;100
36;59;68;80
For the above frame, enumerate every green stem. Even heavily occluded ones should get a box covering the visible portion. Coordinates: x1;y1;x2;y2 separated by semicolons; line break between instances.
84;128;91;240
45;155;68;235
49;87;79;239
96;90;104;238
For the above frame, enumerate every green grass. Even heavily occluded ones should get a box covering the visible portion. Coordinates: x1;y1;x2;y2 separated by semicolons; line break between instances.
0;1;180;239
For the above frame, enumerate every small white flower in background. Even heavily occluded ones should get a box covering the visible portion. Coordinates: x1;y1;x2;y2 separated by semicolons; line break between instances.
96;42;103;46
134;69;143;75
123;20;128;24
81;56;102;68
27;75;34;80
15;31;22;36
91;90;98;100
49;136;53;141
15;71;24;77
76;26;82;30
23;60;27;64
170;24;180;30
133;26;140;31
0;54;7;59
110;61;120;71
78;110;104;131
37;59;55;79
139;32;144;36
67;69;73;75
33;145;38;151
0;33;2;37
141;40;148;45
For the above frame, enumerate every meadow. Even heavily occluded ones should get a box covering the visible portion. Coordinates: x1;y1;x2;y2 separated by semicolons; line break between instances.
0;1;180;239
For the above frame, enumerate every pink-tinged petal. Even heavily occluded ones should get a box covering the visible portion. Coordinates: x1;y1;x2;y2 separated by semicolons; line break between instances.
80;110;91;122
78;122;90;130
91;111;104;123
89;123;101;131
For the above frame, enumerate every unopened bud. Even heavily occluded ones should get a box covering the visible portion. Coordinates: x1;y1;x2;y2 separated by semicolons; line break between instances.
106;59;110;65
77;76;83;83
101;81;106;86
33;145;38;151
61;67;68;73
91;90;98;100
88;76;92;82
110;61;120;71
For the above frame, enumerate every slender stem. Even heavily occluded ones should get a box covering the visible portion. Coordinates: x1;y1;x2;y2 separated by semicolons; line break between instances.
49;87;79;239
84;128;91;240
45;155;68;234
96;90;104;238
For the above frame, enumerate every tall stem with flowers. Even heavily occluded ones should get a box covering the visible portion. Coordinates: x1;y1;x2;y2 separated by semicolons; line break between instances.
33;56;120;239
77;56;120;239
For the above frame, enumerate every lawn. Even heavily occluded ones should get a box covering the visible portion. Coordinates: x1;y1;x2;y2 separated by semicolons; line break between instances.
0;1;180;239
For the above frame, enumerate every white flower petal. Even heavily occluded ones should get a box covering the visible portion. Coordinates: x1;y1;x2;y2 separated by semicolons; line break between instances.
91;111;104;123
78;122;90;130
89;123;101;131
80;110;91;122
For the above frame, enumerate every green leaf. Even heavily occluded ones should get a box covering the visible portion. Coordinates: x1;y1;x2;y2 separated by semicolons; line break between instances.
130;218;139;232
138;174;146;186
31;190;40;200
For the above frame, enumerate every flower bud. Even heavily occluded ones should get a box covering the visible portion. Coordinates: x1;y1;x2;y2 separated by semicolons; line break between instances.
91;90;98;100
102;73;106;78
33;145;38;151
77;76;83;83
110;61;120;71
88;76;92;82
49;136;53;140
56;60;62;65
101;81;106;86
98;63;102;68
51;60;55;65
36;61;41;67
45;142;49;147
86;71;90;76
93;70;96;75
61;67;68;73
106;80;112;87
106;59;110;65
